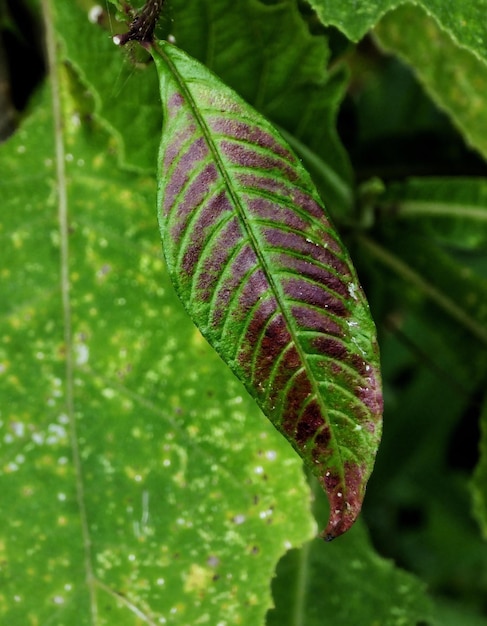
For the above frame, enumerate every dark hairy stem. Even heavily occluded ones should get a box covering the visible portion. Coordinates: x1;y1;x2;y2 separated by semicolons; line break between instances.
114;0;165;47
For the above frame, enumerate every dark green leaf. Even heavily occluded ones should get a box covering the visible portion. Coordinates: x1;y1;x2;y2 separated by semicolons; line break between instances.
374;4;487;161
379;177;487;251
472;395;487;539
152;42;383;538
268;481;434;626
307;0;487;65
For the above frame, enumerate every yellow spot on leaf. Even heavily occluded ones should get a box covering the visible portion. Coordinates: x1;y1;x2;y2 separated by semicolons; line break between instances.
184;564;214;594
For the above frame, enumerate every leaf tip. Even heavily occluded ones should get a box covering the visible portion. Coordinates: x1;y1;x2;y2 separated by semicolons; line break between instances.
319;461;369;540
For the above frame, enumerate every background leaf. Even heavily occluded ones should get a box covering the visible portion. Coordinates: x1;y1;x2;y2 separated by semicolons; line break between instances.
374;4;487;161
267;479;434;626
306;0;487;65
378;177;487;250
0;4;315;622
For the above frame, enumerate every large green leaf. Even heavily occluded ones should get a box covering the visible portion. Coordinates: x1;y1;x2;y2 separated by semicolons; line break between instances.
306;0;487;64
374;4;487;161
151;41;383;539
0;3;315;623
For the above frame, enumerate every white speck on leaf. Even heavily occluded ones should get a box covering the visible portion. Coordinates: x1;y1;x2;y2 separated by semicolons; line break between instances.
75;343;89;365
88;5;103;23
11;422;25;437
348;282;359;300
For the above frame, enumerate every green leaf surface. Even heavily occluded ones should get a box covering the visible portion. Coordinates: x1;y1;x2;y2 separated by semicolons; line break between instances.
378;177;487;251
268;482;434;626
374;4;487;161
472;396;487;540
152;41;383;539
0;3;315;622
306;0;487;64
50;0;161;172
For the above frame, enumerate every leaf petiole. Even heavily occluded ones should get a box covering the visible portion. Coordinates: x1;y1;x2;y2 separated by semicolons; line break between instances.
113;0;165;47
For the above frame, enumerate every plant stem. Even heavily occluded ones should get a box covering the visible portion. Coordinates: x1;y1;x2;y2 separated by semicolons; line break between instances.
114;0;165;47
359;235;487;346
394;200;487;221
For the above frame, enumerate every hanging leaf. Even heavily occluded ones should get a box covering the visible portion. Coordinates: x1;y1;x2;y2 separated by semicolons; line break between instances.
151;41;382;539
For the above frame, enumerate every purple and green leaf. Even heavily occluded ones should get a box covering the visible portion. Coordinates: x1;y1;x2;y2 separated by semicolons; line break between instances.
151;41;383;539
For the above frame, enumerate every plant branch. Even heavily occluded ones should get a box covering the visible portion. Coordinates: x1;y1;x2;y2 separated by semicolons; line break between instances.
391;200;487;221
359;235;487;347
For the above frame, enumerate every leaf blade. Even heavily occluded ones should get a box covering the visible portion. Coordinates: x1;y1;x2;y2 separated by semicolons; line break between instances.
153;42;383;538
307;0;487;66
374;4;487;162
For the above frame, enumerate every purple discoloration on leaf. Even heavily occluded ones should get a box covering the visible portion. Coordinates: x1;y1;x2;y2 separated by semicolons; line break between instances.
180;191;233;279
244;196;310;232
295;400;326;446
248;312;295;383
236;300;282;379
236;172;298;198
260;226;352;277
154;42;382;540
168;92;185;113
311;336;349;361
321;462;368;539
210;244;259;329
196;215;242;302
280;370;313;432
282;277;348;317
236;268;272;314
209;117;297;163
163;124;198;171
220;141;299;182
272;253;350;299
169;164;220;244
163;138;212;217
358;365;383;418
290;305;343;336
290;188;334;224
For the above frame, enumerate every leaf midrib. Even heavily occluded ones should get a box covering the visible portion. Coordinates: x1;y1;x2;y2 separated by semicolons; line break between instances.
42;0;97;620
